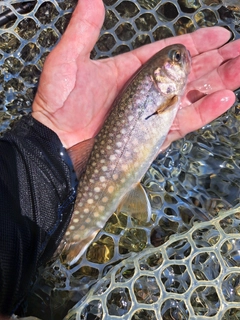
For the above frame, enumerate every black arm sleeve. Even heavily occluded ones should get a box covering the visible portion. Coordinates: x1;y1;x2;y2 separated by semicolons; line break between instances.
0;114;78;316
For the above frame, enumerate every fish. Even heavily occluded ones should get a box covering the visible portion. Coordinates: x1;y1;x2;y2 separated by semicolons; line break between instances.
222;0;240;12
57;44;191;266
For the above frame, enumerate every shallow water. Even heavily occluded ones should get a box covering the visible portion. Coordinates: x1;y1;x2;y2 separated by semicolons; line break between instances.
0;0;239;319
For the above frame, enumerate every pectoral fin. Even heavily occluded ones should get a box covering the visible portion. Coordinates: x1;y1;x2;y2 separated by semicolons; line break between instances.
67;137;95;179
118;183;152;222
145;95;178;120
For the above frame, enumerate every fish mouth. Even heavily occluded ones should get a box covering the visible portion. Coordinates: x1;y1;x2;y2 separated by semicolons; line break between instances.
184;49;192;74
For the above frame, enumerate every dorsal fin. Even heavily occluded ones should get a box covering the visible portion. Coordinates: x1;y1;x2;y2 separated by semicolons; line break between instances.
67;137;95;179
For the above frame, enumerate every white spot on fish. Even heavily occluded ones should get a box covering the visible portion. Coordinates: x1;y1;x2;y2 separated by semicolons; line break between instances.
94;169;99;174
110;163;115;171
87;199;93;205
102;196;108;203
102;166;108;172
73;234;81;241
132;138;138;146
70;226;75;231
110;155;116;161
99;206;105;212
108;186;114;194
73;218;79;224
85;218;91;224
94;212;100;218
84;186;89;191
66;231;70;236
125;151;131;158
100;159;105;164
122;164;128;171
100;176;106;182
96;220;104;228
100;215;107;221
84;208;90;214
128;115;134;121
107;145;112;150
74;210;80;215
121;125;127;134
113;174;119;180
94;187;101;193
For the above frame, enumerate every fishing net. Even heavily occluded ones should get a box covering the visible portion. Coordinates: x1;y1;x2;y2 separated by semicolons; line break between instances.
65;206;240;320
0;0;239;319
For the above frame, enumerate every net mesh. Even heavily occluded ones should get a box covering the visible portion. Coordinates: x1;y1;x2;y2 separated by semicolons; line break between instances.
65;206;240;320
0;1;239;319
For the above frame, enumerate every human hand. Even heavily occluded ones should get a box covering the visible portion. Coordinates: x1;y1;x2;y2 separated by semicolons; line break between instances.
32;0;240;149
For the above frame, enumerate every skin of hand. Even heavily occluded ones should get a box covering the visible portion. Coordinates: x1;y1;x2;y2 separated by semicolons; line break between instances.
32;0;240;150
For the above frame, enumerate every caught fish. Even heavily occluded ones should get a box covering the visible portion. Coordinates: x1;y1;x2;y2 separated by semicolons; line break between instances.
57;44;191;265
222;0;240;12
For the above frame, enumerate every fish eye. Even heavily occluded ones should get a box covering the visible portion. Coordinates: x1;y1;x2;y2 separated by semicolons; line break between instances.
170;50;182;62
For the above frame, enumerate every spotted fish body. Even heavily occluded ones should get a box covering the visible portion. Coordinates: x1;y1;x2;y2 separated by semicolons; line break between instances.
222;0;240;11
59;44;191;265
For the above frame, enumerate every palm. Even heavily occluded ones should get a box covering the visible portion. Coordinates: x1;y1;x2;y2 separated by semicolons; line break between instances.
32;0;240;149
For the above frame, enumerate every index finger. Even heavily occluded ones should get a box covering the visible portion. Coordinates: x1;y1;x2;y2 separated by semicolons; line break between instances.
54;0;105;61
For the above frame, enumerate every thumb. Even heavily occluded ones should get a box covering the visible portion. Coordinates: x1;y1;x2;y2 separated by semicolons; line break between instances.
55;0;105;59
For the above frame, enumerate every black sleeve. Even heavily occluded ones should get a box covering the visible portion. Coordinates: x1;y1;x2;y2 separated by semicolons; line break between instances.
0;114;78;316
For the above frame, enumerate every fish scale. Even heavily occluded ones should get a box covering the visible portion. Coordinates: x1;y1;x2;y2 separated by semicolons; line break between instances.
57;44;191;265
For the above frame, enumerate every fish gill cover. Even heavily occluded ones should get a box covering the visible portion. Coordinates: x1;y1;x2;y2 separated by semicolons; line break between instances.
0;0;239;319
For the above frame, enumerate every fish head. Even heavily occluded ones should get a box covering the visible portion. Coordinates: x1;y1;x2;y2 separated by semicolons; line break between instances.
150;44;191;97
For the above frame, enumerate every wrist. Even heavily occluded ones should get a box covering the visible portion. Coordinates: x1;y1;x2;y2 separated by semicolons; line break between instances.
32;111;73;149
